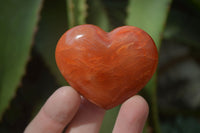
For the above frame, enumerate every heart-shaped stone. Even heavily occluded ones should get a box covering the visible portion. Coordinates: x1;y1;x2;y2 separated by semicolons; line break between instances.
55;24;158;109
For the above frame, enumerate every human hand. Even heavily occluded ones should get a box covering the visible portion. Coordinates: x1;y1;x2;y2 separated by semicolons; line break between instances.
24;86;149;133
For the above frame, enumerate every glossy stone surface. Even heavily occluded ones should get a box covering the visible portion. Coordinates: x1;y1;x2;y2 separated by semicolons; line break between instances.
55;24;158;109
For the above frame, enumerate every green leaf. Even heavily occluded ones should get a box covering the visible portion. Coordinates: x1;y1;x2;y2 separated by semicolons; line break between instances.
101;0;128;29
126;0;172;49
66;0;87;28
34;0;68;85
36;0;87;85
0;51;59;132
0;0;43;119
100;105;120;133
126;0;172;133
86;0;110;32
145;75;160;132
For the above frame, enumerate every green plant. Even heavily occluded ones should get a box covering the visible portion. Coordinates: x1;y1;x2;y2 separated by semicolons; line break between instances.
1;0;200;133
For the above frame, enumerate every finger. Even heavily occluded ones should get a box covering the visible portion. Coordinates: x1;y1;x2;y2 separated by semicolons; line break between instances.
113;95;149;133
24;86;81;133
65;98;105;133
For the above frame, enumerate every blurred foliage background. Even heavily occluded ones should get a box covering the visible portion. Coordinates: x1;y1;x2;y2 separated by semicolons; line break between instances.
0;0;200;132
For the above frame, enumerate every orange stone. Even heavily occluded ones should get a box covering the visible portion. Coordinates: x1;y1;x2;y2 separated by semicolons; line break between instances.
55;24;158;109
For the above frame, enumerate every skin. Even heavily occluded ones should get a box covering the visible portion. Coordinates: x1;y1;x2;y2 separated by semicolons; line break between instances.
24;86;149;133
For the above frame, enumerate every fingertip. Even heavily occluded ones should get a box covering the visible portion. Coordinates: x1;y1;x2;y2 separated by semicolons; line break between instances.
120;95;149;126
42;86;81;124
113;95;149;133
122;95;149;117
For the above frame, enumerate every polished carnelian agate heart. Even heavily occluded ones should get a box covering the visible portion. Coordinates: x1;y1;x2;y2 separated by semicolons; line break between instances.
55;24;158;109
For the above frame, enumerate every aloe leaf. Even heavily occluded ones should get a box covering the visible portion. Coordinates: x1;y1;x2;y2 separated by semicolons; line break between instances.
100;105;120;133
86;0;110;32
126;0;172;133
0;0;43;119
66;0;87;28
34;0;68;85
126;0;172;48
35;0;88;85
